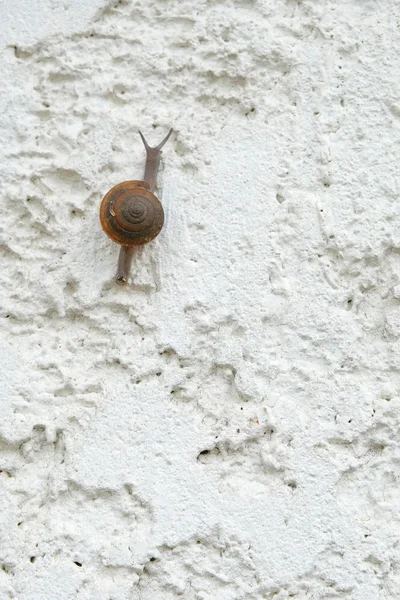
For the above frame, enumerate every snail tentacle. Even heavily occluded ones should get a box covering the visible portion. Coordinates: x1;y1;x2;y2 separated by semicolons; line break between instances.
139;129;173;192
138;129;173;152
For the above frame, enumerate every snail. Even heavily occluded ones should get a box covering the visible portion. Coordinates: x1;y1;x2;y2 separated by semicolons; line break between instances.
100;128;173;285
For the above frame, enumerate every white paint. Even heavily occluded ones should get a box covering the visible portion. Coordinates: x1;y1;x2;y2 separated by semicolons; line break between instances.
1;0;400;598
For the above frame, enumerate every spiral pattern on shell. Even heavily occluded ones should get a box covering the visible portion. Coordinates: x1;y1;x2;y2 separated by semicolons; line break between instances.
100;180;164;246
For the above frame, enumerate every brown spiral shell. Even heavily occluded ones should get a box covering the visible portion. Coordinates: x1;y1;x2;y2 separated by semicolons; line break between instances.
100;180;164;246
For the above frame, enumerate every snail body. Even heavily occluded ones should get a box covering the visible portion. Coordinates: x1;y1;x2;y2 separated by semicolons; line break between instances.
100;129;172;285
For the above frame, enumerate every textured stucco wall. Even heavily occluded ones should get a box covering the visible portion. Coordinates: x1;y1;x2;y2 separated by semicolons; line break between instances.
1;1;400;598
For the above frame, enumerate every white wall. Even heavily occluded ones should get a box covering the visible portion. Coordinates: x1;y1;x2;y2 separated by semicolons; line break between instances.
1;1;400;598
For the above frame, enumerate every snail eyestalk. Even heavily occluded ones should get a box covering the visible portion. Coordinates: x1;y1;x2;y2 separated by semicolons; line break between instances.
139;129;173;193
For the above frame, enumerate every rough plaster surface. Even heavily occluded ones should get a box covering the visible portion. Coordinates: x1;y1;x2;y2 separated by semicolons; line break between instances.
1;0;400;598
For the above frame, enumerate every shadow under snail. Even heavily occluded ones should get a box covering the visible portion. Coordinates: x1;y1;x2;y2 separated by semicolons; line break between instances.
100;128;173;285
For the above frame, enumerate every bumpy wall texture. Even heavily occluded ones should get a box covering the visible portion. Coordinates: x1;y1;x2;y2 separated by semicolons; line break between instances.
1;0;400;598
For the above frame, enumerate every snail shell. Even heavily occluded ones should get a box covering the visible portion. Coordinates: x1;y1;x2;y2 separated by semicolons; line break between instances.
100;180;164;246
